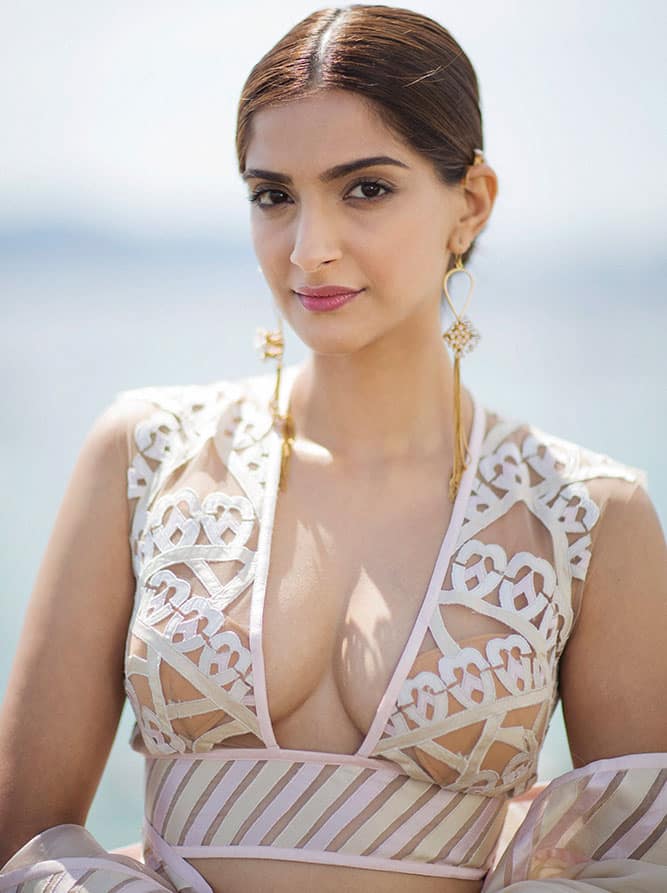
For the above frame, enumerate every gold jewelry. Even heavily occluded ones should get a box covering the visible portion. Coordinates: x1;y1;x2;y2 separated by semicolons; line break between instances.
464;148;485;187
254;317;295;491
442;252;481;502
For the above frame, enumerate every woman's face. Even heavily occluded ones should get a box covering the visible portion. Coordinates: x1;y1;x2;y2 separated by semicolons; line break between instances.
243;88;469;356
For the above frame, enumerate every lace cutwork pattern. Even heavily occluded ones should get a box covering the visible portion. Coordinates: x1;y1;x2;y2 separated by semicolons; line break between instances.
375;416;647;795
121;378;274;754
116;377;647;799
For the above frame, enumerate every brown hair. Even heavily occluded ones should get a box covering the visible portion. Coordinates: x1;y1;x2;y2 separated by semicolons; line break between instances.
236;4;485;270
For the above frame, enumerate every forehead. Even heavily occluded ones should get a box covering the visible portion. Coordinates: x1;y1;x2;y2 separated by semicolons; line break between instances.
245;89;415;173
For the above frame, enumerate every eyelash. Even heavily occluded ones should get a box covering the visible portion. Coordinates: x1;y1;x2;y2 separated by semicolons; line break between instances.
247;178;393;209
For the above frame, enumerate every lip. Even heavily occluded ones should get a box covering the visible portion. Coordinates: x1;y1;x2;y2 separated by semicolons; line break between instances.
295;289;364;313
294;285;363;298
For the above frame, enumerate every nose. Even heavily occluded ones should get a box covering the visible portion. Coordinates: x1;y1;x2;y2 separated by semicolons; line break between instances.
289;204;343;271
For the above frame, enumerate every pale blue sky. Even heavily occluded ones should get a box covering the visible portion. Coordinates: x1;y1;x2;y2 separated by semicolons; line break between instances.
1;0;665;257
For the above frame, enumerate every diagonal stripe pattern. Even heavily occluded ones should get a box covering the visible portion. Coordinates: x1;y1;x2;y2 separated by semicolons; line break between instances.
143;754;507;877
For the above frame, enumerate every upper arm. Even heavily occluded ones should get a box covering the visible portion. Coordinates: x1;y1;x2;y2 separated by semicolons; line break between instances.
558;477;667;768
0;397;142;861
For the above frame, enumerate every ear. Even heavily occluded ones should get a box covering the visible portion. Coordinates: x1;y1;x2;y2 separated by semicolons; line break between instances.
454;163;499;250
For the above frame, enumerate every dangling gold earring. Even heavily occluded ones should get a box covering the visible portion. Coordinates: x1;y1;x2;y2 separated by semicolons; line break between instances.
254;316;295;491
441;251;481;502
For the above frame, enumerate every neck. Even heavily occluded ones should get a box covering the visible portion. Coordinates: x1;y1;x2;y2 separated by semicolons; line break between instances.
285;317;475;467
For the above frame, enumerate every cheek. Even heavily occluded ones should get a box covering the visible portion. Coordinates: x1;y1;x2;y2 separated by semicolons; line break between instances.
373;220;444;302
377;199;444;261
250;220;273;269
251;225;289;292
345;215;436;289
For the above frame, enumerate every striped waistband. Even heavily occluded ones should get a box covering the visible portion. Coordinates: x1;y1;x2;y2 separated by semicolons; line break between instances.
143;752;507;879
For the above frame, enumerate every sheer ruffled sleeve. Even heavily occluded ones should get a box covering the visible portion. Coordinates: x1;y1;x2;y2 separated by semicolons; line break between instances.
482;753;667;892
0;824;180;893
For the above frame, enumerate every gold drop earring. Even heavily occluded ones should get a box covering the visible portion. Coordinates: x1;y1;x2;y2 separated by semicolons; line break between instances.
254;314;295;491
441;249;481;502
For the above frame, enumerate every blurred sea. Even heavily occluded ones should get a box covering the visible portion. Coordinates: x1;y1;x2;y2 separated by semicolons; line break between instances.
1;224;665;849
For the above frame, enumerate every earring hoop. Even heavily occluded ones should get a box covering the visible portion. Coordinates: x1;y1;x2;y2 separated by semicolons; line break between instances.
442;253;481;502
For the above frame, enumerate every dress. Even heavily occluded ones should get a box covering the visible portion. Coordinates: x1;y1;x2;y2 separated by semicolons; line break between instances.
1;365;666;893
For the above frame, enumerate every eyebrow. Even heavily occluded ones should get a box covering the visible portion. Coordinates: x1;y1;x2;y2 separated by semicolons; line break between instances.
241;155;410;185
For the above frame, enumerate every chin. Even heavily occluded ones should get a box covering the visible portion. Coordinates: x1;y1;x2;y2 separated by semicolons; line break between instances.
294;327;372;357
297;337;363;357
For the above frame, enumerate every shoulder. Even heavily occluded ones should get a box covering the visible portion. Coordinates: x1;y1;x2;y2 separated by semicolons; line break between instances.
482;407;648;493
108;371;276;456
480;407;648;533
110;376;245;428
516;417;651;544
105;371;279;516
477;407;652;605
580;471;664;600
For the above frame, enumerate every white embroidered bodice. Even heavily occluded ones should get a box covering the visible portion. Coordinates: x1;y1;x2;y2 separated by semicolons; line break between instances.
115;366;647;801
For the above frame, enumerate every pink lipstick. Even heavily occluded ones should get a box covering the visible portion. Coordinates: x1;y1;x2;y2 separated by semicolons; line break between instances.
294;285;364;312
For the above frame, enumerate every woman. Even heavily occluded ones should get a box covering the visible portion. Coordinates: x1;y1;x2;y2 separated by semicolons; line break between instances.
1;5;665;892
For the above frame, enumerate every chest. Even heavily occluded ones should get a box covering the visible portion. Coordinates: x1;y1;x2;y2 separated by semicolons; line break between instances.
127;393;569;796
258;451;456;744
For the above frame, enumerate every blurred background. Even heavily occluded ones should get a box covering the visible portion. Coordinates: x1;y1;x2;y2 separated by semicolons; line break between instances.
1;0;665;850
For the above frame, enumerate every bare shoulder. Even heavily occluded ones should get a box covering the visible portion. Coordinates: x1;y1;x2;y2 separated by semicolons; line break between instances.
80;389;159;470
558;471;667;767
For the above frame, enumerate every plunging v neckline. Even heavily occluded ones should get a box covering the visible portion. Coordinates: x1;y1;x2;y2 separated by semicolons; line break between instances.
248;365;486;757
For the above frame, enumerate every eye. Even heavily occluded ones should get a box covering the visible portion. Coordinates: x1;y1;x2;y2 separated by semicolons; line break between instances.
346;179;393;201
247;188;290;208
247;178;393;209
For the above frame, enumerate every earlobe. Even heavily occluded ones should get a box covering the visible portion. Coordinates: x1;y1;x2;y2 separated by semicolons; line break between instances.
445;234;469;259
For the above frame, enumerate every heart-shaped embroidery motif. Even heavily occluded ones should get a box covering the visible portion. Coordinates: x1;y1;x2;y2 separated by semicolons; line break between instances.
149;490;201;551
448;539;507;598
141;569;192;625
439;647;495;708
486;634;534;695
201;491;255;549
498;551;556;621
398;670;448;724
